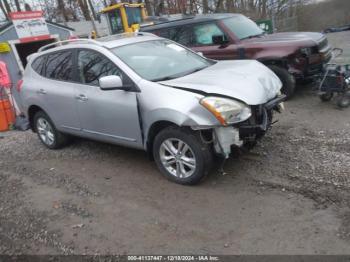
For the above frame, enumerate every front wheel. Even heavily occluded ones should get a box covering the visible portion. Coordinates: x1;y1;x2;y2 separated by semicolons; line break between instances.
153;127;213;185
268;65;296;99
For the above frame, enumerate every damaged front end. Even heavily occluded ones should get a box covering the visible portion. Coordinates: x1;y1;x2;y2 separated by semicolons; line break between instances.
212;95;286;158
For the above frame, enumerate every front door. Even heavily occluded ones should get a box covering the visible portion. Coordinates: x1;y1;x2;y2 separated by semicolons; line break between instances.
190;22;240;60
74;49;142;147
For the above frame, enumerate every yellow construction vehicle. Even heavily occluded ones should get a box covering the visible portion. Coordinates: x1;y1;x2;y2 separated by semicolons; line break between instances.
101;3;147;34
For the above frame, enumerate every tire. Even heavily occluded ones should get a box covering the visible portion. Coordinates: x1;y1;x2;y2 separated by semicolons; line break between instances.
298;78;314;85
243;140;257;151
268;65;296;99
337;95;350;108
320;92;333;102
153;126;213;185
34;111;69;149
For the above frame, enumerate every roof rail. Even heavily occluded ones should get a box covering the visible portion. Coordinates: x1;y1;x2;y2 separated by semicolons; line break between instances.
38;38;102;52
140;16;195;28
97;31;155;41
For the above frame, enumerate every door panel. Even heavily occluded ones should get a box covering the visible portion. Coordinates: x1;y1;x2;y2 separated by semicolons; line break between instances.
38;51;80;132
75;49;142;147
44;79;81;132
75;85;142;145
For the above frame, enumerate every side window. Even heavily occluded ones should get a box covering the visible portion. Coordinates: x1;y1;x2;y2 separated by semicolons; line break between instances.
78;50;122;86
169;26;193;46
156;29;170;38
193;23;225;45
31;55;45;76
44;51;74;81
108;10;123;34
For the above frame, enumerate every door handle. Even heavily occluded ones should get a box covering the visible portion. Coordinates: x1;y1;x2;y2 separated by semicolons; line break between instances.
76;94;88;101
37;89;47;94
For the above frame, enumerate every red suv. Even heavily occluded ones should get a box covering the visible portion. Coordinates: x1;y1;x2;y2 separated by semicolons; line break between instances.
142;13;332;98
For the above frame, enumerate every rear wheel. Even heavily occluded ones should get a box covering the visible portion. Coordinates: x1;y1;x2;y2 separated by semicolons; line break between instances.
34;111;69;149
153;127;212;185
268;65;296;99
320;92;333;102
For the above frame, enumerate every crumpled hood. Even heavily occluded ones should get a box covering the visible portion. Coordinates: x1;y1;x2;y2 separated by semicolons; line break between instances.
243;32;324;46
160;60;282;105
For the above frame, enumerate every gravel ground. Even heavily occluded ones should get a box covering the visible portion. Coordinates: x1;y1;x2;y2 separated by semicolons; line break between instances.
0;31;350;255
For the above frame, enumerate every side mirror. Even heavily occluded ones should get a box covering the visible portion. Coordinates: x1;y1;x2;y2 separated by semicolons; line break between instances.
99;75;127;91
212;34;229;46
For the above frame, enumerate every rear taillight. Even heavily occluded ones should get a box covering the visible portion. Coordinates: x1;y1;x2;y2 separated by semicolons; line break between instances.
17;79;23;92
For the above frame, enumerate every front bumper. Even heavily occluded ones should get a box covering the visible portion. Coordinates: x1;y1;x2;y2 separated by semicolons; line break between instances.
292;51;332;81
238;95;285;138
213;95;286;157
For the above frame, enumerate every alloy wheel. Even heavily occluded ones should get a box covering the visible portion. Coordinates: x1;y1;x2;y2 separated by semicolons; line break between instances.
37;118;55;146
159;138;196;178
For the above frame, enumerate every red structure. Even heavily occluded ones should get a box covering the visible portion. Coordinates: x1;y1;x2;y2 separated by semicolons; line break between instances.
0;62;15;131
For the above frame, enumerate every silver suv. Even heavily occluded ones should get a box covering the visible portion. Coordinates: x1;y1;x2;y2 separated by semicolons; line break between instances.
20;33;284;185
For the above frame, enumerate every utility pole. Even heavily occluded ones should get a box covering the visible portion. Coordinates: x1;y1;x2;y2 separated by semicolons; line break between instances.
14;0;21;11
2;0;11;15
270;0;276;32
87;0;97;20
0;1;8;20
87;0;98;37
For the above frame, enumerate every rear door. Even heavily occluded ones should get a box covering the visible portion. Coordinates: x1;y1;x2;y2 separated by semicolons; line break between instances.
39;50;81;133
73;49;142;147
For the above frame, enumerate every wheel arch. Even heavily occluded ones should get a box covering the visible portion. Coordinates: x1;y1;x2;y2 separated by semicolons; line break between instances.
258;58;289;69
28;105;46;132
145;120;179;159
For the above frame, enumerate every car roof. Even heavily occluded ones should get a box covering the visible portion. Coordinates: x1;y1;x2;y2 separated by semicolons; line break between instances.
96;32;160;49
141;13;241;30
35;32;161;56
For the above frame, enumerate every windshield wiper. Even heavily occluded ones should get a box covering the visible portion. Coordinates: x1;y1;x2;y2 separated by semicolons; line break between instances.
185;66;208;75
152;66;208;82
151;75;178;82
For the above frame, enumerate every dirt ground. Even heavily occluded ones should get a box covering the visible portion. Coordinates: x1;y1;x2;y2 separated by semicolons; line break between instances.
0;31;349;255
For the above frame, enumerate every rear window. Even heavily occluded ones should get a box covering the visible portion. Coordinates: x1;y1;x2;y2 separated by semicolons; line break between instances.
44;51;75;81
31;56;45;75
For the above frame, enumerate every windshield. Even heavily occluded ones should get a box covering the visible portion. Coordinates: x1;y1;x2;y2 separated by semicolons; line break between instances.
112;40;213;81
222;16;264;40
125;7;142;26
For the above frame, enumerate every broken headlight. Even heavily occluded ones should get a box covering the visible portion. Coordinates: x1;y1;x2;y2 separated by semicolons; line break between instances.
300;47;312;56
200;97;252;126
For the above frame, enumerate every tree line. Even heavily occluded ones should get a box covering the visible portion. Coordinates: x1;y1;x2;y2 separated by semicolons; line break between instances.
0;0;307;23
